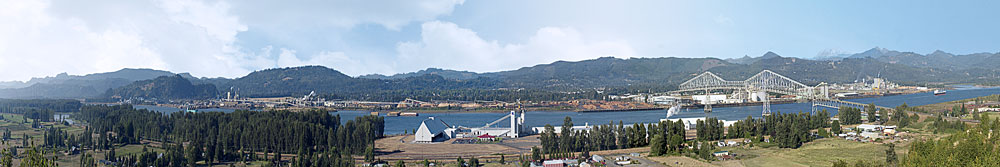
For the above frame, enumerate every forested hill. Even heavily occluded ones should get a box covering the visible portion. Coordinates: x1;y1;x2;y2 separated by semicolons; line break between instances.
106;75;218;100
0;68;176;90
0;68;229;99
220;66;502;98
357;57;728;90
846;47;1000;70
359;68;481;80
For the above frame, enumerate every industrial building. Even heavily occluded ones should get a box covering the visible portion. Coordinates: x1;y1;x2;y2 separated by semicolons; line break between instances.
413;110;533;143
414;117;455;142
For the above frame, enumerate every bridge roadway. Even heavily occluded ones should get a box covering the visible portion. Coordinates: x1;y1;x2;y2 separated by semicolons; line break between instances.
811;98;894;112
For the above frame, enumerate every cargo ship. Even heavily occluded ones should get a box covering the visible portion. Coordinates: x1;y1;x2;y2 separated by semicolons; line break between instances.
934;89;946;96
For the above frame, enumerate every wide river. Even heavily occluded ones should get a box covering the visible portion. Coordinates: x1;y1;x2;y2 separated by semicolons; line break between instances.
136;86;1000;135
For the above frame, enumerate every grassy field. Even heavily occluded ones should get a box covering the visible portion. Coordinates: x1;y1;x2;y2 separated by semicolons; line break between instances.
727;138;898;167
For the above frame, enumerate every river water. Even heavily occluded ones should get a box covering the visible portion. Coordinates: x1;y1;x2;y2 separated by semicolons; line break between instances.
136;86;1000;135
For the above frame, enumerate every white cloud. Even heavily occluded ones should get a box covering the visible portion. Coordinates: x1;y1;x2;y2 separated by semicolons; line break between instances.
396;21;635;73
0;0;464;81
0;0;171;80
228;0;465;30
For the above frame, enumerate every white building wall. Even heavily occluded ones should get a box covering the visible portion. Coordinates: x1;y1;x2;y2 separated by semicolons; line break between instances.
414;123;435;142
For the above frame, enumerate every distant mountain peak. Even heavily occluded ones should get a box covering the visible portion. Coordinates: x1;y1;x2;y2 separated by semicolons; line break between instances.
761;51;782;58
870;47;890;53
850;47;900;59
867;47;887;54
725;52;782;64
929;50;953;56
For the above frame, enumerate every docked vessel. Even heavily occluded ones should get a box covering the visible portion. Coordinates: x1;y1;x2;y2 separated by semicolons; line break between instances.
934;89;947;95
386;112;400;117
386;112;418;117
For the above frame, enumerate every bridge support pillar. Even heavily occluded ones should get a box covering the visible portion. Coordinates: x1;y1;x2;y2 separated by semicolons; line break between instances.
704;89;712;113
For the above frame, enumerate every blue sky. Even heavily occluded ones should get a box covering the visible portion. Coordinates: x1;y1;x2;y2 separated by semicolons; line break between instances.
1;0;998;81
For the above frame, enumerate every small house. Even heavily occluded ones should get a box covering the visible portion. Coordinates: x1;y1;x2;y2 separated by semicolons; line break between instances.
543;160;566;167
712;151;730;157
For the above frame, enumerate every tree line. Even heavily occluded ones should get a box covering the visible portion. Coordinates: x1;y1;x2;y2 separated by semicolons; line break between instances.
66;104;384;166
0;99;81;122
536;117;687;160
838;106;863;125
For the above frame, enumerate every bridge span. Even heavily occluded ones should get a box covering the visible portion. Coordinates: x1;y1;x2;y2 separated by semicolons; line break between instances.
671;70;893;115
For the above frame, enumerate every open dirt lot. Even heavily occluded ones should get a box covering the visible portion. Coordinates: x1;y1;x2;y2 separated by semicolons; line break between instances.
375;135;539;161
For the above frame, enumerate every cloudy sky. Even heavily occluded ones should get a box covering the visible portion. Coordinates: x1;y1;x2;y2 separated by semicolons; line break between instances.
2;0;999;81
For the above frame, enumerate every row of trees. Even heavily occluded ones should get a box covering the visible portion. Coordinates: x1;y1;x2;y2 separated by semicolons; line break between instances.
726;110;832;148
890;103;918;128
839;106;863;125
68;104;384;166
0;99;81;122
537;117;687;159
695;118;724;141
0;99;81;113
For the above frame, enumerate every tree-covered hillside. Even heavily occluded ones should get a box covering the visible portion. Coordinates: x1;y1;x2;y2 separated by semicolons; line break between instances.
221;66;503;98
106;75;218;100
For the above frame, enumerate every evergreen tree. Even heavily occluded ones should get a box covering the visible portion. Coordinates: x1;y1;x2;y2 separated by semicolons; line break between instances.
364;145;375;162
885;143;897;166
560;116;574;153
530;146;541;162
698;142;713;161
649;134;665;156
831;120;842;134
186;141;201;167
866;103;878;123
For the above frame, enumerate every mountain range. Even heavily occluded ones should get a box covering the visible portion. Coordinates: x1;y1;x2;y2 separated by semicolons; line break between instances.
1;47;998;100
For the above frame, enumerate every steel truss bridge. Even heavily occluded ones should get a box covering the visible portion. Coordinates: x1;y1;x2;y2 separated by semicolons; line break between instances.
670;70;892;115
811;99;893;112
